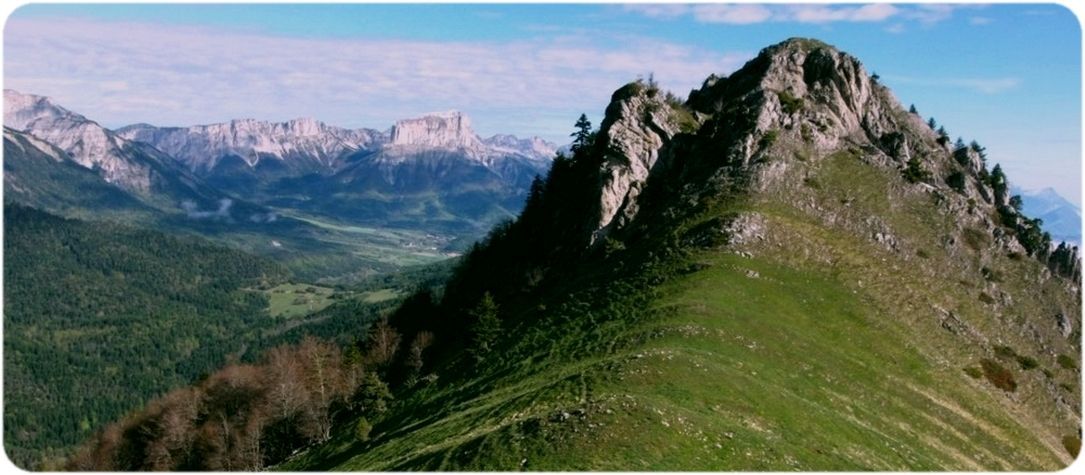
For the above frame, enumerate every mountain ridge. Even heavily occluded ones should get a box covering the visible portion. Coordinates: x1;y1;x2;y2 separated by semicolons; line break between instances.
284;37;1081;469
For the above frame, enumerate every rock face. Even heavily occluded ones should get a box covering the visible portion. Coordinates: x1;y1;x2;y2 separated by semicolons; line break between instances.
582;38;1077;282
117;118;382;175
4;89;156;192
390;111;483;150
591;84;680;242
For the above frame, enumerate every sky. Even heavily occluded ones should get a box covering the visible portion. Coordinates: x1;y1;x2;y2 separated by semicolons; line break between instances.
3;3;1082;204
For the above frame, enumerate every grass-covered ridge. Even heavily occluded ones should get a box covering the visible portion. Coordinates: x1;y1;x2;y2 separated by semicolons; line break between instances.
286;199;1075;470
284;119;1078;470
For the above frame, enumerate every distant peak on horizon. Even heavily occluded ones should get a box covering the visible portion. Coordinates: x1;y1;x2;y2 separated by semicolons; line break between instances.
390;110;481;149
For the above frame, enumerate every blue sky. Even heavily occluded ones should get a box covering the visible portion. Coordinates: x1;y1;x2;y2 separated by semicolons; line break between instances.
4;3;1081;203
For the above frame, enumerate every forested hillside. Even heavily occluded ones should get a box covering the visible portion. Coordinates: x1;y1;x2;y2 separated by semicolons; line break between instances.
3;204;290;467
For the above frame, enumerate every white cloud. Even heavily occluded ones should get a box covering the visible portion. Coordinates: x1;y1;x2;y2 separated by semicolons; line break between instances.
627;3;967;26
692;4;773;24
903;4;956;25
786;4;899;23
622;4;690;19
4;17;750;141
969;16;994;25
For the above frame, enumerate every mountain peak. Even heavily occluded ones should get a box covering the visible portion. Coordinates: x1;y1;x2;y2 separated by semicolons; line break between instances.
4;89;84;130
390;110;482;149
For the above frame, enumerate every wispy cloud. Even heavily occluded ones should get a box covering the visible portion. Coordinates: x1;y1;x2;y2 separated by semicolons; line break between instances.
884;75;1022;94
626;3;966;26
692;5;773;24
4;17;750;141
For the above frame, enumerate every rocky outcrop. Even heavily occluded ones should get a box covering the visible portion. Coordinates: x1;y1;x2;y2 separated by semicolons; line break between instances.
591;83;681;242
579;38;1076;282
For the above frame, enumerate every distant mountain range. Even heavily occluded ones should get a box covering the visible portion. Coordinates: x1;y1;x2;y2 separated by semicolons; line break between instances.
4;89;560;279
1014;186;1081;246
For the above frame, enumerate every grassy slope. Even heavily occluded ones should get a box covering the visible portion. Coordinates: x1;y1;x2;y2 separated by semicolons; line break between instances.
265;283;339;319
285;153;1078;470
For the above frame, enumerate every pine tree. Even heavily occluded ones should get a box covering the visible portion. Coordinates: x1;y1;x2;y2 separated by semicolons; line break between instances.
909;104;918;114
467;292;501;365
570;114;594;153
903;156;931;183
523;175;545;216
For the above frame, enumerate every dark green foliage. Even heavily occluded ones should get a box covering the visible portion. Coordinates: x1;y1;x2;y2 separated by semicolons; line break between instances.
989;164;1008;199
355;418;373;442
902;157;931;183
1063;435;1081;458
985;163;1054;257
570;114;595;153
963;366;983;379
777;90;804;114
916;248;931;259
603;237;627;256
980;359;1017;392
353;373;393;415
953;147;972;168
946;170;966;193
927;117;937;129
759;130;779;148
1046;242;1080;279
1013;216;1052;258
993;345;1018;360
1057;354;1077;370
467;293;502;364
909;104;918;114
3;204;288;467
970;140;987;162
1009;195;1024;212
800;123;813;142
1015;355;1039;370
